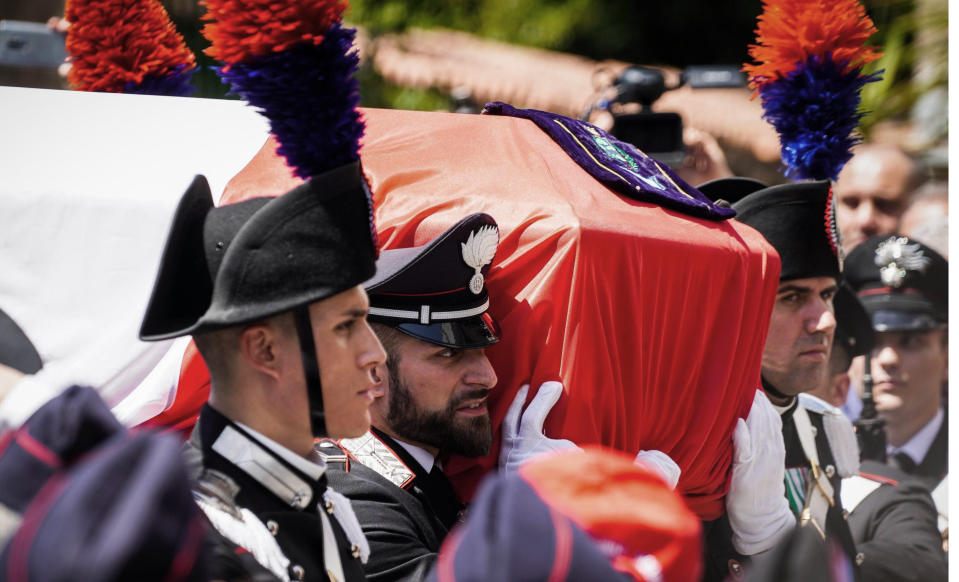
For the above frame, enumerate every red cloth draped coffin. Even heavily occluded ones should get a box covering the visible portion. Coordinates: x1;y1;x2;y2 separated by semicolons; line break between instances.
147;108;780;520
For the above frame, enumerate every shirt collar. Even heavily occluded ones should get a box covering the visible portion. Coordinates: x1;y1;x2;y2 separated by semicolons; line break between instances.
235;421;326;481
771;396;798;416
888;408;944;464
393;439;437;474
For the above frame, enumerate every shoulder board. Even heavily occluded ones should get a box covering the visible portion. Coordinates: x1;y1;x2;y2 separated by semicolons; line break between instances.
315;438;350;472
858;472;898;487
798;394;860;478
840;474;883;514
339;432;415;490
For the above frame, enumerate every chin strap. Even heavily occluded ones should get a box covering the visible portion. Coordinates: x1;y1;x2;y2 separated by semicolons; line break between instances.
293;306;326;437
760;377;793;404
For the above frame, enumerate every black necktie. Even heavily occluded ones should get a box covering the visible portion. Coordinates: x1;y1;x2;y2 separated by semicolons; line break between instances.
892;452;917;473
421;465;464;530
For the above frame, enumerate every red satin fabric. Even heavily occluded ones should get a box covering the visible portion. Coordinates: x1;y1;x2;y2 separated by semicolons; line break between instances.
155;108;780;520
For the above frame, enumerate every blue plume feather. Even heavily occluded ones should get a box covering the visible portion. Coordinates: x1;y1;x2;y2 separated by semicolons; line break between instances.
216;23;363;180
758;53;881;181
125;64;197;97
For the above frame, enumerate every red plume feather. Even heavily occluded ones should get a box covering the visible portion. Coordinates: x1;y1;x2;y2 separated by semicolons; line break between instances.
201;0;347;65
65;0;196;93
743;0;881;91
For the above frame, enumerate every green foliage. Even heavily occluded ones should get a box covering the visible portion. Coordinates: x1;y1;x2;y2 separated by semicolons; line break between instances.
347;0;596;48
859;0;947;134
356;62;452;111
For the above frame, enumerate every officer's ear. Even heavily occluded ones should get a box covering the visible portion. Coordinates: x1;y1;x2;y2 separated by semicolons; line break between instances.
238;322;284;381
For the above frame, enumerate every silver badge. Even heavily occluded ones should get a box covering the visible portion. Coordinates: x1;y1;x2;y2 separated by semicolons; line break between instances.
461;225;499;294
874;236;930;288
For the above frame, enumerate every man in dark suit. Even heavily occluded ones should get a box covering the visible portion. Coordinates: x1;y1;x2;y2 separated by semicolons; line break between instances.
808;281;947;581
844;234;948;543
139;168;387;582
323;213;502;582
845;235;948;484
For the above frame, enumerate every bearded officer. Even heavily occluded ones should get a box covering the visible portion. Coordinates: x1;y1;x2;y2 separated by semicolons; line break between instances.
321;213;501;582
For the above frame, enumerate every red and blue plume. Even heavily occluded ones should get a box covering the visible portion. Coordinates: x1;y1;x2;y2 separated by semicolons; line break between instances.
743;0;882;181
201;0;363;180
64;0;196;96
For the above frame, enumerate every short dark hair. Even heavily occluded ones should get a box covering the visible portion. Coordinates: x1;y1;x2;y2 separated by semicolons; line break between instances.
192;327;241;388
193;312;297;389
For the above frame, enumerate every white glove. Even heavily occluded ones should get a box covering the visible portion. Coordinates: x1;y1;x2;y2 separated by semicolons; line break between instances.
726;389;795;556
499;382;580;473
634;450;681;490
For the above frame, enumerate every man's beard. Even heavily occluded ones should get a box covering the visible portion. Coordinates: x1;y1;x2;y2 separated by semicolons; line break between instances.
385;369;493;458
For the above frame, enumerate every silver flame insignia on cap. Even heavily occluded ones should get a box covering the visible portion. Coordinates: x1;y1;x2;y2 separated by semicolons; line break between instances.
874;236;931;288
461;225;499;294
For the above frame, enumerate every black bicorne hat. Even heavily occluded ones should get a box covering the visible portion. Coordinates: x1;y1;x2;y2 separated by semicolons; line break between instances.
732;180;842;283
139;162;376;341
367;213;500;349
844;234;948;332
0;307;42;374
696;176;767;208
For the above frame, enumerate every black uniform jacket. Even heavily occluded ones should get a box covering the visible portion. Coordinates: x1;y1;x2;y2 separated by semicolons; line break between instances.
780;397;860;566
187;404;366;582
325;428;464;582
905;410;948;487
845;460;947;582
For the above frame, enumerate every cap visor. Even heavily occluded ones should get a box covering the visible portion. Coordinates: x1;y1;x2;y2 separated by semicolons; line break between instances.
870;309;943;332
395;315;499;349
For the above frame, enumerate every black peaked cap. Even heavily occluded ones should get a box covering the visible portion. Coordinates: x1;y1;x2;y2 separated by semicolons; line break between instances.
844;234;948;332
366;213;499;349
140;162;377;340
732;180;842;282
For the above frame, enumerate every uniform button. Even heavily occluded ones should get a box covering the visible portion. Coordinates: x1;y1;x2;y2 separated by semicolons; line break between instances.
810;426;818;437
291;564;305;580
842;509;850;520
351;544;360;559
855;552;865;566
728;559;744;580
266;520;279;536
325;499;335;515
825;464;836;478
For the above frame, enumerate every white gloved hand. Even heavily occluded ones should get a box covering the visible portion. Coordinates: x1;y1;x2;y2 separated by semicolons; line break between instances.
726;389;795;556
634;449;681;490
499;382;580;473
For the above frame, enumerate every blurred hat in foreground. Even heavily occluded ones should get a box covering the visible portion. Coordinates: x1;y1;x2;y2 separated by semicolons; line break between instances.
520;446;702;582
0;385;122;532
428;468;627;582
0;432;208;582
